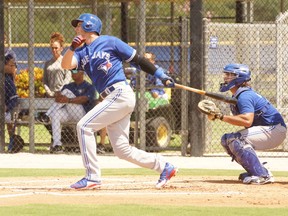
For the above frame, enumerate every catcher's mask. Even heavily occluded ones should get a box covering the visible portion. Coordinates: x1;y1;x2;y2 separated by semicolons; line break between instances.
219;63;251;92
71;13;102;35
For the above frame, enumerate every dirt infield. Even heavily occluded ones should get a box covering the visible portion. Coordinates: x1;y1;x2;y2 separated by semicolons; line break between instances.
1;175;288;207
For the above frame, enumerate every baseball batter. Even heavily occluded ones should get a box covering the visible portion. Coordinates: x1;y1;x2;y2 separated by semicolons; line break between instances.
61;13;177;189
199;63;287;184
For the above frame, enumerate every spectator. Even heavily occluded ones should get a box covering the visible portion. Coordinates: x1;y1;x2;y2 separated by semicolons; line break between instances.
4;33;17;80
43;32;72;98
206;10;213;22
4;52;19;142
36;68;96;153
97;127;108;154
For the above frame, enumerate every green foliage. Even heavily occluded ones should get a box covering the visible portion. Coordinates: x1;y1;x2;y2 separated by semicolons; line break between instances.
4;1;287;44
205;0;285;23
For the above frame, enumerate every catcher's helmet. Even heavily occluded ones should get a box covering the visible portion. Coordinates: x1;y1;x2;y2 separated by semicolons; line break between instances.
219;63;251;92
71;13;102;35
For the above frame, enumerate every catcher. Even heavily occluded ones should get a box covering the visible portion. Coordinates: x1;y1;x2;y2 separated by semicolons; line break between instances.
198;63;287;184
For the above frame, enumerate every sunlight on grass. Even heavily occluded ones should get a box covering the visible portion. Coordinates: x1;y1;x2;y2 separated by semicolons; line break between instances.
0;204;287;216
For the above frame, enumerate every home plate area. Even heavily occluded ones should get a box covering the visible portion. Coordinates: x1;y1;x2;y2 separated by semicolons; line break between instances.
1;176;288;207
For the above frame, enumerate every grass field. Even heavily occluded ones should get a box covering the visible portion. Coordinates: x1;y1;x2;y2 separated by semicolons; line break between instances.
0;168;288;216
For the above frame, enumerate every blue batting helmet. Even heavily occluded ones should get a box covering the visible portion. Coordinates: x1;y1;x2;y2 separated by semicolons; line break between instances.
71;13;102;35
219;63;251;92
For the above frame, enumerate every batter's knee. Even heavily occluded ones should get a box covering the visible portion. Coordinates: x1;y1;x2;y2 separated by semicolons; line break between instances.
76;121;86;134
114;145;133;160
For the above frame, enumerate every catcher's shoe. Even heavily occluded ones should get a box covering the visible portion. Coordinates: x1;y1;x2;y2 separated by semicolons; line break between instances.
240;162;274;184
238;172;251;181
70;178;102;189
242;175;274;185
155;162;178;189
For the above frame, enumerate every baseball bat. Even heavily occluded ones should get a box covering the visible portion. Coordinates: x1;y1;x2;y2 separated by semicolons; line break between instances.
174;83;237;105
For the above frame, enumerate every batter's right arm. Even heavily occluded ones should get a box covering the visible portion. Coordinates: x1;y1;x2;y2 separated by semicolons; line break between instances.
62;35;85;70
62;49;77;70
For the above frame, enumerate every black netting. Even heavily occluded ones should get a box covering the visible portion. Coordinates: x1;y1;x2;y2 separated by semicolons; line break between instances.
1;0;287;157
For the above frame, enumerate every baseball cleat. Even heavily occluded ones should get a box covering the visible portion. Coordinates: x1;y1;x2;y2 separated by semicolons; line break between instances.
240;162;274;185
242;175;274;185
70;178;102;189
238;172;251;181
155;162;178;189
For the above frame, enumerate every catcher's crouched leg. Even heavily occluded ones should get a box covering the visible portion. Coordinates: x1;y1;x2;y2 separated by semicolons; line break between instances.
221;133;269;178
221;133;241;161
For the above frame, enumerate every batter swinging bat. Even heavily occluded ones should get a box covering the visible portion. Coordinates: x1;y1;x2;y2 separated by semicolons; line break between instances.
174;83;237;105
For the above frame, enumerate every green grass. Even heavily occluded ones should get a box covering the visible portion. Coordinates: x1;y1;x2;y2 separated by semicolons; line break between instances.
0;204;288;216
1;168;288;178
5;124;51;144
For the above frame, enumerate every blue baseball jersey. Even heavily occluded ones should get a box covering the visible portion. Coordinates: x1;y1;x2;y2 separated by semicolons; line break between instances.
61;80;96;113
231;87;286;128
5;74;18;113
74;35;136;93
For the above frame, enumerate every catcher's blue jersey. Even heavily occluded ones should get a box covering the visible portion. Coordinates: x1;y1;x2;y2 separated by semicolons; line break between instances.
231;87;286;128
74;35;136;93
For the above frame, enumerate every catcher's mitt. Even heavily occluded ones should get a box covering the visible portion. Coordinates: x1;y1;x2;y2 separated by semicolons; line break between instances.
197;100;224;121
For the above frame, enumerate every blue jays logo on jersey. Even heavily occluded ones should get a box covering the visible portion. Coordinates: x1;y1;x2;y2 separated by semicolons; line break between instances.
77;89;84;94
97;60;112;74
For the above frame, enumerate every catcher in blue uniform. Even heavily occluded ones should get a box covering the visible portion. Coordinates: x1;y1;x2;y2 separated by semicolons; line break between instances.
198;63;287;184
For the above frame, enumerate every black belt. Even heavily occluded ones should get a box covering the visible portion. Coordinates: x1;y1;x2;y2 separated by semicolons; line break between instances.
100;86;115;99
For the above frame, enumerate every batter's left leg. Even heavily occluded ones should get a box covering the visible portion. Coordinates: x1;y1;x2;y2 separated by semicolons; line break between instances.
107;115;177;188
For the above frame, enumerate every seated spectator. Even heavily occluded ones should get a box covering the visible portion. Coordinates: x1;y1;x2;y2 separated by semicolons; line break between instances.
4;52;19;148
97;127;108;154
36;68;96;153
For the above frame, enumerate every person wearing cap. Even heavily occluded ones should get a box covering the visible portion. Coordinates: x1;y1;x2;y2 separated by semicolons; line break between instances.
4;52;19;141
36;68;96;153
61;13;177;189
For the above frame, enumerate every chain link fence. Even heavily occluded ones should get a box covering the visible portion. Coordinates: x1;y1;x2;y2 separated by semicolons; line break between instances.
1;0;288;157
